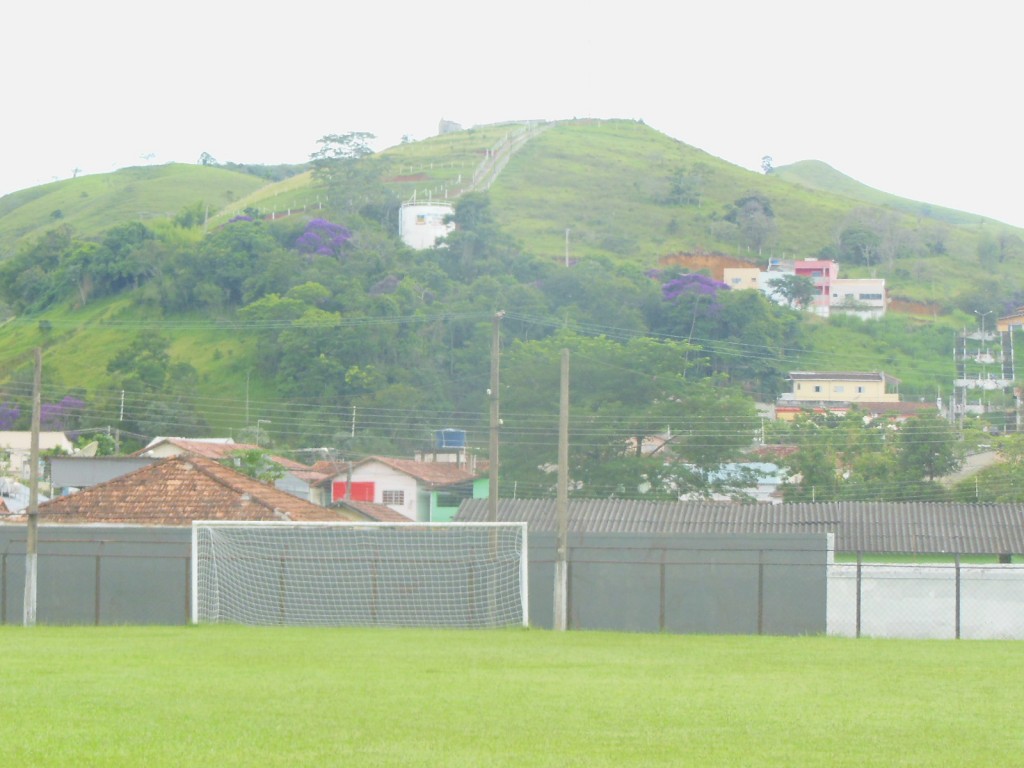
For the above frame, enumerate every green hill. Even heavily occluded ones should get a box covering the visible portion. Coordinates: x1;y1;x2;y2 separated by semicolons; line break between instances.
0;164;272;257
0;118;1018;454
772;159;993;229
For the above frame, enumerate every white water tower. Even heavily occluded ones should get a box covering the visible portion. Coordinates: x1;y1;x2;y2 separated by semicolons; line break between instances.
399;201;455;250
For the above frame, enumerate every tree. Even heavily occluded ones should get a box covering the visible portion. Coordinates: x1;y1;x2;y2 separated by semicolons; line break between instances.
895;412;962;482
765;273;816;310
725;194;775;254
500;332;758;499
221;449;286;484
310;132;376;164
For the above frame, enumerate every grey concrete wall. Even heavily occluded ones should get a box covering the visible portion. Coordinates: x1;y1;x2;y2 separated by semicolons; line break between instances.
1;525;831;633
528;532;832;636
1;525;191;625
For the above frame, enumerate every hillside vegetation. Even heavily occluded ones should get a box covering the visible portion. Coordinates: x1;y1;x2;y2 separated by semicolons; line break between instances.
0;118;1019;502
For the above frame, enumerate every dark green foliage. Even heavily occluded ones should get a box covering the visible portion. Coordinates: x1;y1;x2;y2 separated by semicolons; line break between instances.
771;410;960;502
500;332;759;498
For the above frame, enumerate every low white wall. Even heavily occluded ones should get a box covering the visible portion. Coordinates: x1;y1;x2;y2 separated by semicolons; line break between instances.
828;563;1024;640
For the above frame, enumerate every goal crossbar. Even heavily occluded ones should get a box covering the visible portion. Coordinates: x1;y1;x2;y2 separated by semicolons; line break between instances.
191;521;528;629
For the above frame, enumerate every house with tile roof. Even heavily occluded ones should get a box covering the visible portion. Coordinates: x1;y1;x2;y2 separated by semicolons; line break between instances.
135;436;332;505
136;437;308;470
24;455;379;526
774;371;922;421
320;455;488;522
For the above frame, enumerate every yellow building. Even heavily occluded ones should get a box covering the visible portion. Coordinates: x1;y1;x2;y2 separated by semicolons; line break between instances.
722;267;761;290
786;371;900;403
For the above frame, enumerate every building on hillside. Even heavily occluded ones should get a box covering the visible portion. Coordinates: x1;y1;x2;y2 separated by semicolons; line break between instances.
0;431;74;479
996;307;1024;333
722;260;885;319
722;267;761;290
792;258;837;317
776;371;905;421
829;277;887;319
398;201;455;250
786;371;899;402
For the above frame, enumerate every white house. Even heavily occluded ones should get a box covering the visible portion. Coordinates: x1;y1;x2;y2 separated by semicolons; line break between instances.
0;431;74;479
829;277;887;319
320;455;486;522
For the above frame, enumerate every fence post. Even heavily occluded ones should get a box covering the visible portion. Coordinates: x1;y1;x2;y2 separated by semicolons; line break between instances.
185;555;192;624
954;554;962;640
659;556;666;633
855;552;863;638
94;554;102;625
757;550;765;635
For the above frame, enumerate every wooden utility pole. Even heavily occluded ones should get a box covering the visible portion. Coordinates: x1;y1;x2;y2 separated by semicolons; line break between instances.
488;311;504;521
24;348;42;626
554;348;570;630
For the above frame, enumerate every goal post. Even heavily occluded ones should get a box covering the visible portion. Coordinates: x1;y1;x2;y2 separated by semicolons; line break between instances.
191;521;528;629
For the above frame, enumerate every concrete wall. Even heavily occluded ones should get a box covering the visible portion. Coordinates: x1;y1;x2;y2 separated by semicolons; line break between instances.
1;525;191;625
528;532;832;636
7;526;1021;637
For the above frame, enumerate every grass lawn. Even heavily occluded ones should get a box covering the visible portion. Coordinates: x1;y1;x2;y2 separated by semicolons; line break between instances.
0;626;1020;767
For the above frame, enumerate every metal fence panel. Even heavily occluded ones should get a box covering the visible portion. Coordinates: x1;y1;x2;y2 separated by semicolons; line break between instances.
827;562;1024;639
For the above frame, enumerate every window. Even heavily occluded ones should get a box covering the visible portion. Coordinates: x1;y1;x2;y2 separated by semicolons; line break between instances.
382;489;405;505
856;386;865;394
835;386;844;393
859;293;882;300
813;385;822;393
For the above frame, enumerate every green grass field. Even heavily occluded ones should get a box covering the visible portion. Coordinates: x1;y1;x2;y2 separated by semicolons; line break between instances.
1;626;1020;767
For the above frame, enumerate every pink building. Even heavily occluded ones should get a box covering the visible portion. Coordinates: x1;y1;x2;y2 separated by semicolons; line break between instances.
793;259;838;316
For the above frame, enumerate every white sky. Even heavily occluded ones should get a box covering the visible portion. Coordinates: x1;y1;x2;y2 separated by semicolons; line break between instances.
4;1;1021;227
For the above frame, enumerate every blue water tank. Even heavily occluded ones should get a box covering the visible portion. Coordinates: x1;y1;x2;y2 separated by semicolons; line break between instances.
434;429;467;449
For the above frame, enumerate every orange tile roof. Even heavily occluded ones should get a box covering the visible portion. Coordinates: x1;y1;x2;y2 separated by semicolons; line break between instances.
334;500;415;523
38;455;350;526
136;438;309;470
358;456;481;487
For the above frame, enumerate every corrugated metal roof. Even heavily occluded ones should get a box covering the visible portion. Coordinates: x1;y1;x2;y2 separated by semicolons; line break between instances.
456;499;1024;555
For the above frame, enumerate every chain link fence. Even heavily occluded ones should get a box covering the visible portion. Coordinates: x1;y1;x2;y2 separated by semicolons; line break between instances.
828;559;1024;639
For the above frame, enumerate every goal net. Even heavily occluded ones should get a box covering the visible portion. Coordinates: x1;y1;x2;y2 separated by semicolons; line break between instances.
191;521;528;628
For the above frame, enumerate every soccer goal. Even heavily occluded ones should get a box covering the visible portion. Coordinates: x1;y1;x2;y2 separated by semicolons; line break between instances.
191;521;528;628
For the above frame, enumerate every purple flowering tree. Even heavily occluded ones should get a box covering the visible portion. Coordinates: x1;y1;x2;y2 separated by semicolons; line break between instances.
40;396;87;431
294;218;353;259
660;273;729;303
0;402;20;430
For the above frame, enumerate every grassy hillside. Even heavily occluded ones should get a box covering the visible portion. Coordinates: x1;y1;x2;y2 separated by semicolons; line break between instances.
4;120;1020;308
773;159;994;228
0;119;1018;438
0;163;269;257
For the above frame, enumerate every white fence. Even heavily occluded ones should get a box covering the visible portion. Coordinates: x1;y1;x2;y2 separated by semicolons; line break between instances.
828;562;1024;639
